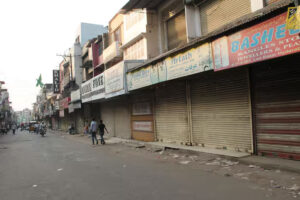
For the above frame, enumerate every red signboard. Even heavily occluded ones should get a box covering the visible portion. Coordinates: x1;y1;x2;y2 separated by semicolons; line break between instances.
213;12;300;71
59;97;70;110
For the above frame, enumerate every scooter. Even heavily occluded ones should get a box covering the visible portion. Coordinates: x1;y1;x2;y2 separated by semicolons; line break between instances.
39;126;47;137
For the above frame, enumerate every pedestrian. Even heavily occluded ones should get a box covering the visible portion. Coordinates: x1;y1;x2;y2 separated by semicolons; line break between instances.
98;120;109;144
84;122;89;135
90;118;98;145
12;123;16;135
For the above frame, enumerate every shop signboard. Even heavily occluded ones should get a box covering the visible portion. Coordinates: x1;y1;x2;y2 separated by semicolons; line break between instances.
105;62;125;98
81;73;105;103
126;43;212;91
59;97;70;110
127;65;159;91
92;73;105;101
213;12;300;71
166;43;213;80
132;121;153;132
53;70;60;93
71;89;81;102
286;6;300;30
81;79;93;103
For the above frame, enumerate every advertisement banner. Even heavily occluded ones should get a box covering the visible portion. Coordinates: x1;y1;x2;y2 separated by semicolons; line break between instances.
213;12;300;71
166;43;213;80
53;70;60;93
105;62;125;97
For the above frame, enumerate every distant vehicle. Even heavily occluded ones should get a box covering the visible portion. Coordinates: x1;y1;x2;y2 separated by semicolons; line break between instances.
28;121;38;133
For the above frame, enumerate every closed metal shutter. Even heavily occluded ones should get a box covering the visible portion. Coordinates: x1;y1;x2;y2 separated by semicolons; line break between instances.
199;0;251;35
191;68;252;152
101;101;115;136
75;109;84;134
155;81;189;144
114;98;131;139
252;56;300;160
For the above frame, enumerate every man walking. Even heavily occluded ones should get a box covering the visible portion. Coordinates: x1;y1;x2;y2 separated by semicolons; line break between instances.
98;120;108;144
90;118;98;145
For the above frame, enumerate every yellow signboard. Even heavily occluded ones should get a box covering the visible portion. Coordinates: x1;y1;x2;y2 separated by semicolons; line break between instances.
286;6;300;30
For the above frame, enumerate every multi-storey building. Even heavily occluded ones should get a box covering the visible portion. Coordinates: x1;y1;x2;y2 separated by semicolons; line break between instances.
120;0;300;160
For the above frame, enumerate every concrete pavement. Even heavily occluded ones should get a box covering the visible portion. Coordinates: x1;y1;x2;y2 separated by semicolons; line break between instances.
0;130;299;200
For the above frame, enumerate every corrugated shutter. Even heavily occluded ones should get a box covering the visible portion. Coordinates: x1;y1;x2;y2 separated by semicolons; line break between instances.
252;56;300;160
101;101;115;136
199;0;251;35
114;98;131;139
155;81;189;144
191;69;252;152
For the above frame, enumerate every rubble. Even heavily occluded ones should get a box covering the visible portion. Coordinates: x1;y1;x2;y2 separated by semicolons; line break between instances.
179;161;190;165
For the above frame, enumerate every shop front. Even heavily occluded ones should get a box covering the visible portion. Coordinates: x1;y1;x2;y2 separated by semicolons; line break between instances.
212;11;300;159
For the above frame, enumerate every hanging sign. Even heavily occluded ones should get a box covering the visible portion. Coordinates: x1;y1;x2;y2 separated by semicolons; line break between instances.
213;12;300;71
53;70;60;93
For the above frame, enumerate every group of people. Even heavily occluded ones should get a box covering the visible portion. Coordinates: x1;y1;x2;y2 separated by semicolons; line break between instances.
85;119;109;145
0;123;17;135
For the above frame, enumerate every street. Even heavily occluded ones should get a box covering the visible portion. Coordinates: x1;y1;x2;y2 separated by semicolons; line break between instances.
0;130;298;200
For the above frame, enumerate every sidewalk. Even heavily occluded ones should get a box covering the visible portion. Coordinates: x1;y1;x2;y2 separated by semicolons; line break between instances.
51;130;300;174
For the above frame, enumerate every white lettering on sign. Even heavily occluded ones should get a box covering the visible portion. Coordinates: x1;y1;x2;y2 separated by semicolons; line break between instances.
132;121;153;132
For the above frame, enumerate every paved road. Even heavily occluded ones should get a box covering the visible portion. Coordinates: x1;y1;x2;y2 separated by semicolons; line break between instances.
0;130;292;200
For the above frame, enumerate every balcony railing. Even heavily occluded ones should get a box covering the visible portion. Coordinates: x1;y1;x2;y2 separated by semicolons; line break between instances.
103;41;122;64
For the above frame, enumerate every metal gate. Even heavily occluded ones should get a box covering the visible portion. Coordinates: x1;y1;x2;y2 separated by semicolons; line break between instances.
155;81;189;144
191;69;253;152
252;56;300;160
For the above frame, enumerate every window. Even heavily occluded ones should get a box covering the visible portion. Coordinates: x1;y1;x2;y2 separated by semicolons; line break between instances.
124;38;146;60
160;0;187;50
167;11;187;50
98;43;103;56
114;28;121;43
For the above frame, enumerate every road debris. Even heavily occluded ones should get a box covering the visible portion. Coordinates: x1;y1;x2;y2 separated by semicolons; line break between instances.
57;168;63;171
179;160;190;165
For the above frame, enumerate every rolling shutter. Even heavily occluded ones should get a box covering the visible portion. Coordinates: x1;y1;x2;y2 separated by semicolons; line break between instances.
101;101;115;136
114;98;131;139
252;56;300;160
199;0;251;35
155;81;189;144
191;69;252;152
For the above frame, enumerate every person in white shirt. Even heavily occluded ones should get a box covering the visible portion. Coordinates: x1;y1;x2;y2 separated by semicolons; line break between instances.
90;118;98;145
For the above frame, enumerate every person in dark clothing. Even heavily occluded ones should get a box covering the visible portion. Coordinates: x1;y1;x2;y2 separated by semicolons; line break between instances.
98;120;108;144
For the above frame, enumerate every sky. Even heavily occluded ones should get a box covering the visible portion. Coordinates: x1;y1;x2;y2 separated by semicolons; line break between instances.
0;0;128;111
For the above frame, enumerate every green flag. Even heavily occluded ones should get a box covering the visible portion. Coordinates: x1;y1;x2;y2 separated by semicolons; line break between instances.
36;74;44;88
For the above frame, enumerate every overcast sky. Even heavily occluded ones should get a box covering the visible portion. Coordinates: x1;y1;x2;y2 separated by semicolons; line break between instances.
0;0;128;111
